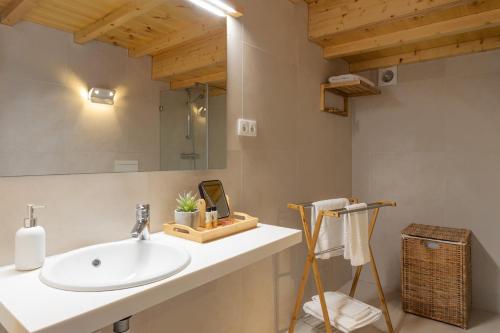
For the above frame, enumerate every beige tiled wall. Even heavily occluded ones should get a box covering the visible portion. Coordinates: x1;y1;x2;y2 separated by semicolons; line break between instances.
0;1;353;332
352;49;500;314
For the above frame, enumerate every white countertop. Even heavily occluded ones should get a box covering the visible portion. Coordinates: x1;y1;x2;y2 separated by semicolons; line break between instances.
0;224;301;333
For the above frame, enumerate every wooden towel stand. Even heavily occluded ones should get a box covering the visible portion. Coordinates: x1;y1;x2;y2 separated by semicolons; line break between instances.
287;199;396;333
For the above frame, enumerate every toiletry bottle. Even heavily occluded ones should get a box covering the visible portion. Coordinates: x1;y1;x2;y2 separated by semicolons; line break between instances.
15;204;46;271
211;207;218;227
205;207;213;229
197;199;206;228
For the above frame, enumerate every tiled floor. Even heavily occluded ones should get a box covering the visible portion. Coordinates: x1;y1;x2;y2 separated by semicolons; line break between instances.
295;281;500;333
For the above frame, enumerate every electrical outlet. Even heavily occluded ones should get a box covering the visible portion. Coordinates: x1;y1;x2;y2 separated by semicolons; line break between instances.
248;120;257;137
237;118;257;137
237;119;250;136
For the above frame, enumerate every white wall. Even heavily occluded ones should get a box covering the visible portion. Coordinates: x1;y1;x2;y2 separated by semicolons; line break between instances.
352;49;500;313
0;1;352;332
0;22;163;176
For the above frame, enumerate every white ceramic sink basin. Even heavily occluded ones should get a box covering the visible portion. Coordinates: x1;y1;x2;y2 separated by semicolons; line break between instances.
40;240;190;292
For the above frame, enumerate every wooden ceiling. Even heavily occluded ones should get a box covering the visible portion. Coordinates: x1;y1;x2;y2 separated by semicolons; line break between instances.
301;0;500;72
0;0;240;90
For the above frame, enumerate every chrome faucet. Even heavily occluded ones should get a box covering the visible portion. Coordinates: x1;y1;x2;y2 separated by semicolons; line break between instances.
131;204;150;240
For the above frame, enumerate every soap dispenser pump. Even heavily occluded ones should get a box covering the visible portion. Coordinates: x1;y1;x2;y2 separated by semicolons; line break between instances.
15;204;46;271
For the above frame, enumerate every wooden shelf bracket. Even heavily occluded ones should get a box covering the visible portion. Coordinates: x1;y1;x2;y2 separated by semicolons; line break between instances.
320;80;380;117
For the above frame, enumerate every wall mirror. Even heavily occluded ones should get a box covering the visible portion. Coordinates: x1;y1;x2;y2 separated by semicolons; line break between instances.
0;0;235;176
160;83;226;170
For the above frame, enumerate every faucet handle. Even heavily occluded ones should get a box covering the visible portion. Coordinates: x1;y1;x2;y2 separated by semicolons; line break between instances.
136;204;150;221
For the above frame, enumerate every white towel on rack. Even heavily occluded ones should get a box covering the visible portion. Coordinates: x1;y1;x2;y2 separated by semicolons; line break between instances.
303;292;382;332
344;203;370;266
312;292;372;321
311;198;349;260
328;74;375;87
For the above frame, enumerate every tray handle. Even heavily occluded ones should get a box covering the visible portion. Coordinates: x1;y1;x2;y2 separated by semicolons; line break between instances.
166;223;196;235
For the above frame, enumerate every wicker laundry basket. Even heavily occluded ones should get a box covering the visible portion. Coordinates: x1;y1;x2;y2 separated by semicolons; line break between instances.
401;224;471;329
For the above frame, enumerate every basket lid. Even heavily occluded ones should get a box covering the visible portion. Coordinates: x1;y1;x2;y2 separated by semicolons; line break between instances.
402;223;471;243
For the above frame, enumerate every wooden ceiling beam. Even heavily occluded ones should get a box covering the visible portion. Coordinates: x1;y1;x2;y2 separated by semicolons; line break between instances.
129;25;222;58
315;0;500;47
0;0;40;26
74;0;164;44
324;8;500;59
308;0;472;42
152;28;226;80
349;35;500;72
170;70;227;90
221;0;244;17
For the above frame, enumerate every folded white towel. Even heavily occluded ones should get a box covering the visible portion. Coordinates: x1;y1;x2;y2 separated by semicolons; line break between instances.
311;198;349;259
328;74;375;87
303;292;382;332
312;292;372;321
344;203;370;266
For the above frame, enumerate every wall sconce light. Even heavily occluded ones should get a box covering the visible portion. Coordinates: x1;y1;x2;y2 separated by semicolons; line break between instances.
187;0;238;17
88;87;116;105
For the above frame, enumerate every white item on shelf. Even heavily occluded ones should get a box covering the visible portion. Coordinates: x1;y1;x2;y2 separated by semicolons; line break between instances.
328;74;375;87
303;292;382;332
312;292;371;321
311;198;349;259
344;203;370;266
15;204;46;271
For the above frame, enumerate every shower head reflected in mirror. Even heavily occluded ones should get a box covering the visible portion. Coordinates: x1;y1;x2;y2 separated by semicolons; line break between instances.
185;84;209;140
193;105;207;118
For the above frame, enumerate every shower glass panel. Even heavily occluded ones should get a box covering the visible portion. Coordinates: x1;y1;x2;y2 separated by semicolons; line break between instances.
159;84;226;171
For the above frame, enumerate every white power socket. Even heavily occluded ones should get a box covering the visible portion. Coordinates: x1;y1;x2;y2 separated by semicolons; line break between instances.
237;118;257;137
248;120;257;136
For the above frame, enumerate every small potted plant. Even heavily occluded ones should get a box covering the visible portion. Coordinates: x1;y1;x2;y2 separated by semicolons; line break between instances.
175;192;200;228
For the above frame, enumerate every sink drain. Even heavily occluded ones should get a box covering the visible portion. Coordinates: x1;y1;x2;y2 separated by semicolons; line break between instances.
92;259;101;267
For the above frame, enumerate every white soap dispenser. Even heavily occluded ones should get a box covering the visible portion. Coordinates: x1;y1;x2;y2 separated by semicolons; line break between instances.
15;204;46;271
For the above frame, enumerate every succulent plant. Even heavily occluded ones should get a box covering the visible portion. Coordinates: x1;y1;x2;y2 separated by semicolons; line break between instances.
176;191;198;212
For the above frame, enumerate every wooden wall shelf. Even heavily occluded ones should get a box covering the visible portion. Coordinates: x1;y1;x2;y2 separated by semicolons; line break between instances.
320;80;380;117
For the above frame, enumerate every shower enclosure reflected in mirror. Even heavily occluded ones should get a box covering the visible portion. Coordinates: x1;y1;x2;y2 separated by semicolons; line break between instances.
160;84;227;171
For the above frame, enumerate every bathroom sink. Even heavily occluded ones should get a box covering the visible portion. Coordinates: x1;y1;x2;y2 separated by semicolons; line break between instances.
40;240;190;292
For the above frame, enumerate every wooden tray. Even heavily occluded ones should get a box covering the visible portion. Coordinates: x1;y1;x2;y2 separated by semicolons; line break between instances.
163;212;258;243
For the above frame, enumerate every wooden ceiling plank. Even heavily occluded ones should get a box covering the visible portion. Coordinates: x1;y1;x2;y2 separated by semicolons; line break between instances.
129;25;223;57
170;70;227;90
152;29;227;80
324;7;500;58
1;0;40;26
225;0;243;17
344;25;500;62
74;0;164;44
308;0;471;41
349;35;500;72
314;0;500;47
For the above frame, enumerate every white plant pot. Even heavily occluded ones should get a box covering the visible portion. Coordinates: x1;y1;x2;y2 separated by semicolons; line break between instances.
175;210;200;228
